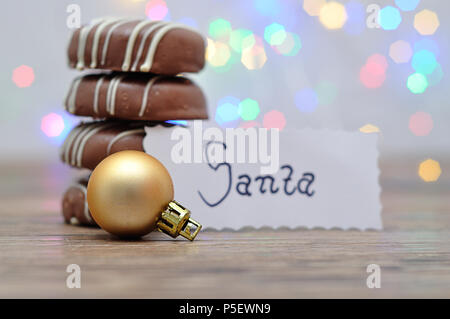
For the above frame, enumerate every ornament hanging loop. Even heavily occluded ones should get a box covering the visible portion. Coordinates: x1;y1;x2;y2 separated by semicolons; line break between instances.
157;201;202;241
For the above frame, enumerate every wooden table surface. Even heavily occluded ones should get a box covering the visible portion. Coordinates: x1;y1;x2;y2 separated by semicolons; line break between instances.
0;159;449;298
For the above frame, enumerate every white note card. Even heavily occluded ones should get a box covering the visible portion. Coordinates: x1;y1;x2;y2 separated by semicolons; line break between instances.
144;123;382;230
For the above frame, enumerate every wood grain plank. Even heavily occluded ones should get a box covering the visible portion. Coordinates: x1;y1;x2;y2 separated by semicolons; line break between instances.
0;160;449;298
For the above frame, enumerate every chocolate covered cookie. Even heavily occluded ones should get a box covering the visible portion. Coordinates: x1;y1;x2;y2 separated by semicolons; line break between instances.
65;73;208;121
60;121;159;170
62;179;98;227
68;18;205;75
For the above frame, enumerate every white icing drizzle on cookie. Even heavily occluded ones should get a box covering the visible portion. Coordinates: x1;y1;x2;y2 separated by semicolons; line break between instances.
105;75;125;116
101;19;134;66
60;122;112;167
76;122;121;167
70;122;104;166
105;76;120;114
106;128;145;155
140;23;189;72
93;76;105;114
90;18;122;68
61;124;83;161
70;122;118;167
105;78;115;114
67;77;82;114
89;74;161;118
69;74;163;118
75;19;198;72
61;122;163;170
63;78;75;111
67;69;193;121
110;76;123;116
71;183;94;224
61;124;87;162
139;76;160;117
76;21;103;70
121;20;156;71
130;21;166;72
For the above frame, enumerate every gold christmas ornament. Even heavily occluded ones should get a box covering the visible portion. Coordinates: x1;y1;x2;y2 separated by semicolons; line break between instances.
87;150;202;240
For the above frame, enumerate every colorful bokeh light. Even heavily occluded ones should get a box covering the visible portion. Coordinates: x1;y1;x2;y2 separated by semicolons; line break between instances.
366;53;388;72
427;63;444;87
360;54;387;89
209;18;232;41
418;159;441;182
206;38;231;67
263;110;286;130
359;124;380;134
238;98;260;121
344;1;365;35
414;39;439;58
412;50;437;74
409;111;433;136
414;10;440;35
389;40;412;63
229;29;255;53
360;66;385;88
272;32;301;56
295;88;318;113
145;0;169;21
407;73;428;94
367;54;388;71
395;0;420;12
378;6;402;31
254;0;280;17
303;0;326;17
264;23;287;46
166;120;188;126
215;96;240;127
41;113;65;137
319;1;347;30
241;37;267;70
12;65;35;88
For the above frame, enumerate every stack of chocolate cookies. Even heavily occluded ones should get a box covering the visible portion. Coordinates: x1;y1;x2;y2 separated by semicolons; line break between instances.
60;18;208;226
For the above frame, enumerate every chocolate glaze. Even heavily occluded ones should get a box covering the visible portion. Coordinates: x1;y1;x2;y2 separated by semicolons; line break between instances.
60;121;171;170
68;19;205;75
65;73;208;121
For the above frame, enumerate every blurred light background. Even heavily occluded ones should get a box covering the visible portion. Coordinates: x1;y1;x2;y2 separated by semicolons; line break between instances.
0;0;448;183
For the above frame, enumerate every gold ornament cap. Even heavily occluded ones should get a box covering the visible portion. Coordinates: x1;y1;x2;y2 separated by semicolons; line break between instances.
87;150;202;240
157;201;202;241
